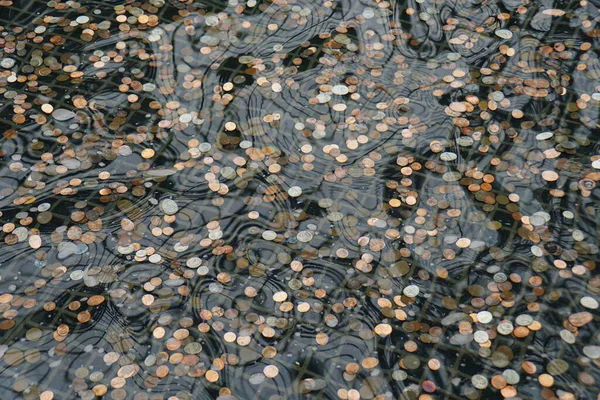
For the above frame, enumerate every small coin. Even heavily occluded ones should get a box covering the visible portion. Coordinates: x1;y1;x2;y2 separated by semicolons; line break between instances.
403;285;419;298
160;199;178;215
477;311;493;324
331;85;349;95
497;321;514;335
288;186;302;197
52;109;76;121
515;314;534;326
495;29;513;39
474;331;489;343
297;231;313;242
583;346;600;359
472;374;488;389
264;365;279;378
262;230;277;241
580;296;598;309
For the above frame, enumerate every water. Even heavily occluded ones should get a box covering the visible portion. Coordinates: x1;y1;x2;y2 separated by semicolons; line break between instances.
0;0;599;399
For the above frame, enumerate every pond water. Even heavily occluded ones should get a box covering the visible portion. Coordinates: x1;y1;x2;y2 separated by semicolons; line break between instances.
0;0;599;399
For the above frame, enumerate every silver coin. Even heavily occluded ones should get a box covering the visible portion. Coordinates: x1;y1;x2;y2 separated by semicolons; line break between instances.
262;230;277;241
471;374;488;389
403;285;419;298
497;321;514;335
297;231;313;243
160;199;178;215
477;311;493;324
288;186;302;197
515;314;534;326
474;331;489;343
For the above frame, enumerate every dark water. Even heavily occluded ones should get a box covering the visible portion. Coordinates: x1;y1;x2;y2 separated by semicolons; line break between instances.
0;0;599;399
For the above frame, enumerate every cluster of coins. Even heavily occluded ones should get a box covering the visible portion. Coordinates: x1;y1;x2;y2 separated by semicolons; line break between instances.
0;0;599;399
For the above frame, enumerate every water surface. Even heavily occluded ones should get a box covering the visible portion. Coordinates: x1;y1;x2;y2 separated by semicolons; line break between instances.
0;0;599;399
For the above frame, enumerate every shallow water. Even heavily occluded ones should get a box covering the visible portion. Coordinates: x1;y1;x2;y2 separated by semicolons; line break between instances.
0;0;599;399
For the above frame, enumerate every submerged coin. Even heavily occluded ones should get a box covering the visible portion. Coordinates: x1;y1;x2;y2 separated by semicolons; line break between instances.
288;186;302;197
52;109;76;121
0;1;596;399
495;29;513;39
403;285;419;298
472;375;488;389
160;199;178;215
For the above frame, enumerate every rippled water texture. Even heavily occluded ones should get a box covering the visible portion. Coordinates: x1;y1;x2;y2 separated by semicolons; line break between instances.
0;0;600;399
